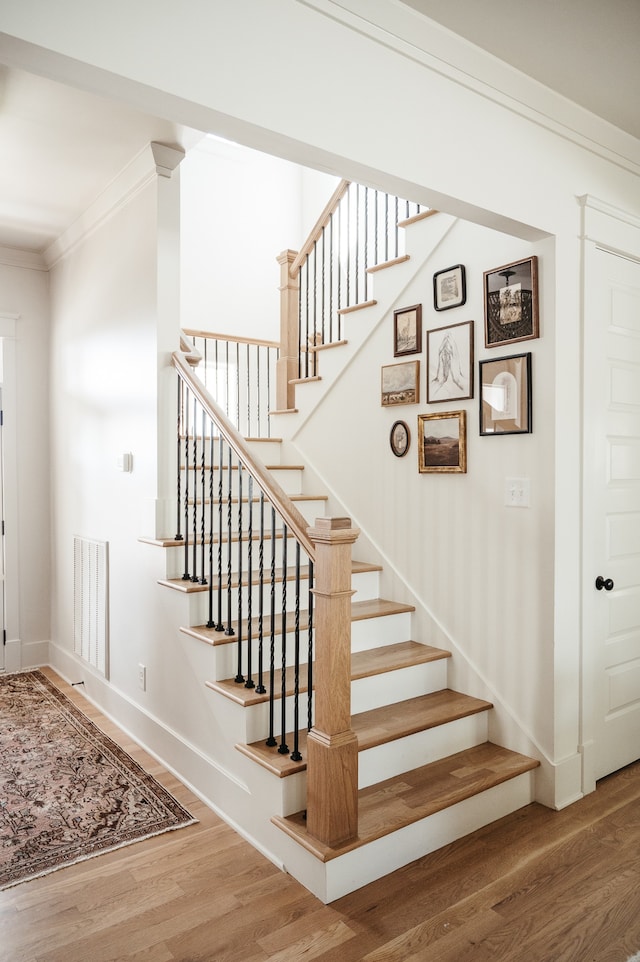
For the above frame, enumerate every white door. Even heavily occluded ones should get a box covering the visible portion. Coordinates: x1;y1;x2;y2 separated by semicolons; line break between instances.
583;245;640;782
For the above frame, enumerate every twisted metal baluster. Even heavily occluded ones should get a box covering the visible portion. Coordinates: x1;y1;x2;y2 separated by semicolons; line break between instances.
206;427;215;628
175;377;184;542
266;505;277;747
182;386;191;580
278;524;289;756
290;541;302;762
225;444;235;636
213;434;224;631
199;406;207;584
307;559;314;733
245;474;255;689
191;395;198;582
256;490;266;694
235;461;244;683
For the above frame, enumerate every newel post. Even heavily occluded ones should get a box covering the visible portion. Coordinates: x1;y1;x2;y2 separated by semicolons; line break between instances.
306;517;360;848
276;249;300;412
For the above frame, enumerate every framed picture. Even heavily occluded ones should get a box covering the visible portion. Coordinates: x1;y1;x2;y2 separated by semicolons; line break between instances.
390;420;410;458
394;304;422;356
484;256;539;347
418;411;467;474
381;360;420;406
479;352;532;435
426;320;474;403
433;264;466;311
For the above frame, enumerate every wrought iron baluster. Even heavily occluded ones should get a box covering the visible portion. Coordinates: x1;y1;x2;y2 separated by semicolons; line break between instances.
290;542;302;762
329;212;335;342
191;395;199;582
206;428;216;628
256;490;266;694
307;559;314;732
175;377;184;542
355;183;360;304
374;188;379;266
246;343;251;438
256;345;261;439
278;524;289;756
245;475;255;689
266;506;277;748
304;256;310;378
394;195;400;258
321;224;326;347
363;186;369;301
199;406;207;584
225;444;234;636
182;386;191;580
214;435;224;631
235;461;244;684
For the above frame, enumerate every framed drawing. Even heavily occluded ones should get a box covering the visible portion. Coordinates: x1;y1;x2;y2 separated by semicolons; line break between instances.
390;420;410;458
394;304;422;356
479;352;532;435
484;256;539;347
381;360;420;406
426;320;474;403
433;264;466;311
418;411;467;474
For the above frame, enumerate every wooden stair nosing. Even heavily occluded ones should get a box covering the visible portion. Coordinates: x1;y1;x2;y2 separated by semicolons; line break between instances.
366;254;410;274
337;299;377;316
209;641;452;709
182;597;414;642
272;742;540;862
235;687;488;777
163;558;382;595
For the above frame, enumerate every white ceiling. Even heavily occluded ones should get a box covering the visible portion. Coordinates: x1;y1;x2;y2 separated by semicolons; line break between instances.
1;2;639;255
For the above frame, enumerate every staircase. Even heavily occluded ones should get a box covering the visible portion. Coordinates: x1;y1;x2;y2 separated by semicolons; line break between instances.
149;428;539;902
149;181;540;902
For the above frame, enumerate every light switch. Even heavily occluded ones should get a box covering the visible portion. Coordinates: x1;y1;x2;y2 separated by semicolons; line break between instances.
505;477;530;507
117;452;133;473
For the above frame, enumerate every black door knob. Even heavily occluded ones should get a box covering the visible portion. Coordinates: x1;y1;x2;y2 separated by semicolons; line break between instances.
595;576;614;591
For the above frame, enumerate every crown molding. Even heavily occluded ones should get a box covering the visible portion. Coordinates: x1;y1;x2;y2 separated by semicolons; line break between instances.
0;246;47;271
44;141;185;269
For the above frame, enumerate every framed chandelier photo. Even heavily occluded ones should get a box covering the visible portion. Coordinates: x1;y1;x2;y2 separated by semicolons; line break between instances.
483;256;539;347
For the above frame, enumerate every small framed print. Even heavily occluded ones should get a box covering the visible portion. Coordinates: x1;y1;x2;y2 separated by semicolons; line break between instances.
427;320;474;403
418;411;467;474
484;256;539;347
394;304;422;356
381;360;420;406
433;264;466;311
479;352;532;435
390;420;410;458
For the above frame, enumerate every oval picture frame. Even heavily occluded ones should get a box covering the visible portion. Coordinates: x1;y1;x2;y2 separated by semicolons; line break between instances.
390;420;410;458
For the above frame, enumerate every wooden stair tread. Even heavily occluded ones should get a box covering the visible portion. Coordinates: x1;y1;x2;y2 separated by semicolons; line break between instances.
366;254;410;273
182;597;411;643
337;299;377;315
272;742;540;861
236;688;487;776
159;563;315;595
208;641;451;709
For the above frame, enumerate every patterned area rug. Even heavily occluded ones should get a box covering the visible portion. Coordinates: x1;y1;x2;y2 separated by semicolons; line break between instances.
0;670;197;890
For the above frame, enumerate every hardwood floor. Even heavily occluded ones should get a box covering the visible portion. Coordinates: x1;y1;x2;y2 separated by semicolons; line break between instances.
1;669;639;962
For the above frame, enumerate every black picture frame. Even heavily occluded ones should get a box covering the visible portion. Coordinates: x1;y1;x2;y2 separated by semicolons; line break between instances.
479;352;532;435
433;264;466;311
483;256;539;347
390;420;410;457
393;304;422;356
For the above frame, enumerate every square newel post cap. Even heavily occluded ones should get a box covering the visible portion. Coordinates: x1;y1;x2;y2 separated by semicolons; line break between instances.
307;517;360;545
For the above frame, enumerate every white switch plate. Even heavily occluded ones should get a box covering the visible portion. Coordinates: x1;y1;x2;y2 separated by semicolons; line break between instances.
505;477;530;507
138;664;146;691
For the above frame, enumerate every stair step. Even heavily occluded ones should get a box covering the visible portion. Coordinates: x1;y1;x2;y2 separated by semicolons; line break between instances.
337;299;377;316
208;641;450;708
366;254;410;273
272;742;540;861
181;593;403;643
236;688;489;777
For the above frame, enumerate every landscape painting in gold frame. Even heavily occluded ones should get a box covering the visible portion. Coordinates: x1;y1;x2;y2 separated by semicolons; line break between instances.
418;410;467;474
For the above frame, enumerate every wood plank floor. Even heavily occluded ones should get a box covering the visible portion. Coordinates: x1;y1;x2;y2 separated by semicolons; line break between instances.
1;669;639;962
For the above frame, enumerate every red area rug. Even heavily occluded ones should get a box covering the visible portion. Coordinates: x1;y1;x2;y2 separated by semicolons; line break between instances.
0;670;196;890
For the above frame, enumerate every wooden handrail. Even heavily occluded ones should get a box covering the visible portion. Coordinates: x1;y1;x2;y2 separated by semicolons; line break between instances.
290;179;350;278
182;328;280;350
172;350;315;559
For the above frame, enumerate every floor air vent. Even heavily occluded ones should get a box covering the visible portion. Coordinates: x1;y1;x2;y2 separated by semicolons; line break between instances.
73;537;109;678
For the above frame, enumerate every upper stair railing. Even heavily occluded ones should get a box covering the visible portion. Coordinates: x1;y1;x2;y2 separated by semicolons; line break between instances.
182;328;279;438
172;348;360;848
276;179;427;411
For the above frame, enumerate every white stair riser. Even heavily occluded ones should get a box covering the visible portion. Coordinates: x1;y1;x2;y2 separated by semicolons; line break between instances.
351;612;413;650
164;537;310;582
213;631;312;681
350;659;449;714
358;711;489;789
322;771;536;903
244;440;284;464
182;465;304;498
243;693;312;744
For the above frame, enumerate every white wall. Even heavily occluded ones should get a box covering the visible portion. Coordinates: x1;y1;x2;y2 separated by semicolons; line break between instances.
180;136;337;341
292;218;556;765
0;258;50;668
